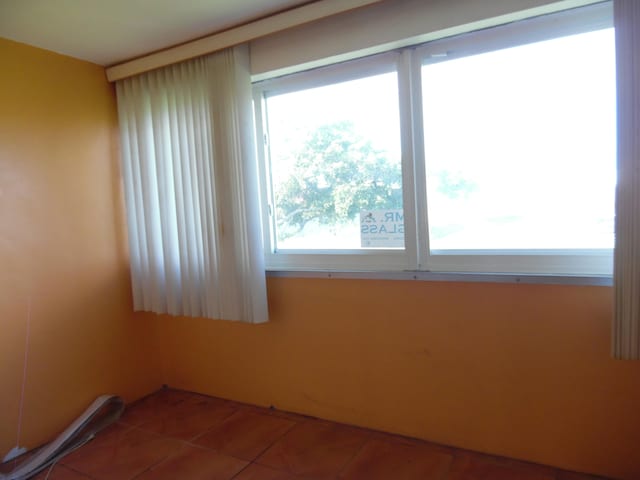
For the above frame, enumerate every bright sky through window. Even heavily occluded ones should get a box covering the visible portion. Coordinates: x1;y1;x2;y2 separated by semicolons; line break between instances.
422;28;616;251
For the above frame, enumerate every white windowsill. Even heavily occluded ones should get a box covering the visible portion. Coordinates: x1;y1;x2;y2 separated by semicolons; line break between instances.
266;270;612;286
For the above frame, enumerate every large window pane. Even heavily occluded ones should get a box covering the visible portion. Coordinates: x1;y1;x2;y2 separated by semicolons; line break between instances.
265;72;403;250
422;28;616;251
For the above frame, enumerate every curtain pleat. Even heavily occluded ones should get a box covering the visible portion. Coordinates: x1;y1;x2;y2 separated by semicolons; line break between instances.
115;45;268;323
612;0;640;358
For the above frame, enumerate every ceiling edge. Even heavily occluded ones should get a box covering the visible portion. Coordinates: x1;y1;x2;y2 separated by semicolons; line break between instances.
105;0;382;82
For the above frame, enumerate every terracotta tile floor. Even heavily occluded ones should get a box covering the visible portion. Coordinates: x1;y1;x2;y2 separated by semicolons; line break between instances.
6;388;613;480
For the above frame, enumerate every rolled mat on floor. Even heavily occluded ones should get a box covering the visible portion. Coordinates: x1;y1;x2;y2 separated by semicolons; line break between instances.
0;395;124;480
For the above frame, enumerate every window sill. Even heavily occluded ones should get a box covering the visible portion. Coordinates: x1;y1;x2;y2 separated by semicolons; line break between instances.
266;269;612;286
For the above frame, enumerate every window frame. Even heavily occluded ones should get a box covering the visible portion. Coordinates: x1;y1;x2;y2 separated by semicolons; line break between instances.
253;52;418;271
252;1;615;276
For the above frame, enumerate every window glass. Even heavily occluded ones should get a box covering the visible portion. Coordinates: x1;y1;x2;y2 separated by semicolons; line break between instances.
264;72;404;250
255;3;616;275
421;28;616;252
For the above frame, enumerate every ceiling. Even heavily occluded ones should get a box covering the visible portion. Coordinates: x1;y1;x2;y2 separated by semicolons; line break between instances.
0;0;311;66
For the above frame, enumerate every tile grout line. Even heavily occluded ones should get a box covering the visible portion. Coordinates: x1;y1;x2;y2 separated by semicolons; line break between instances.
136;404;301;478
187;405;241;445
120;439;178;480
249;415;301;465
60;463;99;480
440;448;457;480
193;404;306;462
228;461;253;480
68;389;616;480
333;431;375;478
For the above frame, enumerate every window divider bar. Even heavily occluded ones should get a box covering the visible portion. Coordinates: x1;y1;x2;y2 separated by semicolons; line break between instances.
398;49;418;270
407;49;430;270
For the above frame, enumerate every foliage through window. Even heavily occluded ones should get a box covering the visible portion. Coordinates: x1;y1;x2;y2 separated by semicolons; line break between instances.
262;71;403;250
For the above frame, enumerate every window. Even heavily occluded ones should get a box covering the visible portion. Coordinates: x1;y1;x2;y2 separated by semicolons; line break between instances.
261;63;403;251
253;3;615;275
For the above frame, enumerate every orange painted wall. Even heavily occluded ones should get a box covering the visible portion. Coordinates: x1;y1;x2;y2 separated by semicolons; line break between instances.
1;30;637;480
0;38;161;456
145;277;640;480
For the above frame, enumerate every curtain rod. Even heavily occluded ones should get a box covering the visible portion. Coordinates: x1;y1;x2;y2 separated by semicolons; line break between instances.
105;0;383;82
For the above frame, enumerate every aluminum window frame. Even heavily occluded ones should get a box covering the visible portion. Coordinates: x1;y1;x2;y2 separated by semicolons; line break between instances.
253;51;417;271
252;1;614;276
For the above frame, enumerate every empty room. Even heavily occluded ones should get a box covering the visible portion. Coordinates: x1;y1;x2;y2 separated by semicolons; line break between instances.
1;0;639;479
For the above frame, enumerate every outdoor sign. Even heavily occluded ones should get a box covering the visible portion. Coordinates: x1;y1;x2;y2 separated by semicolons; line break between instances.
360;209;404;248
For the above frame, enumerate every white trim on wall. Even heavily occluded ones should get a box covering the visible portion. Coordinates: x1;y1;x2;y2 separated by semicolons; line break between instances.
105;0;383;81
105;0;605;82
250;0;607;81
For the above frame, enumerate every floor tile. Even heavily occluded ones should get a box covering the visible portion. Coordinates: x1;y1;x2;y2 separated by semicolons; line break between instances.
232;463;303;480
120;389;201;426
339;438;453;480
133;443;247;480
32;464;93;479
194;409;296;461
449;451;556;480
256;420;370;479
557;471;611;480
137;395;237;440
60;423;182;480
17;389;615;480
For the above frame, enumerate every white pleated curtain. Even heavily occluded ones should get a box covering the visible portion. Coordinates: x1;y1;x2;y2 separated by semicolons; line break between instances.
613;0;640;358
116;45;268;323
